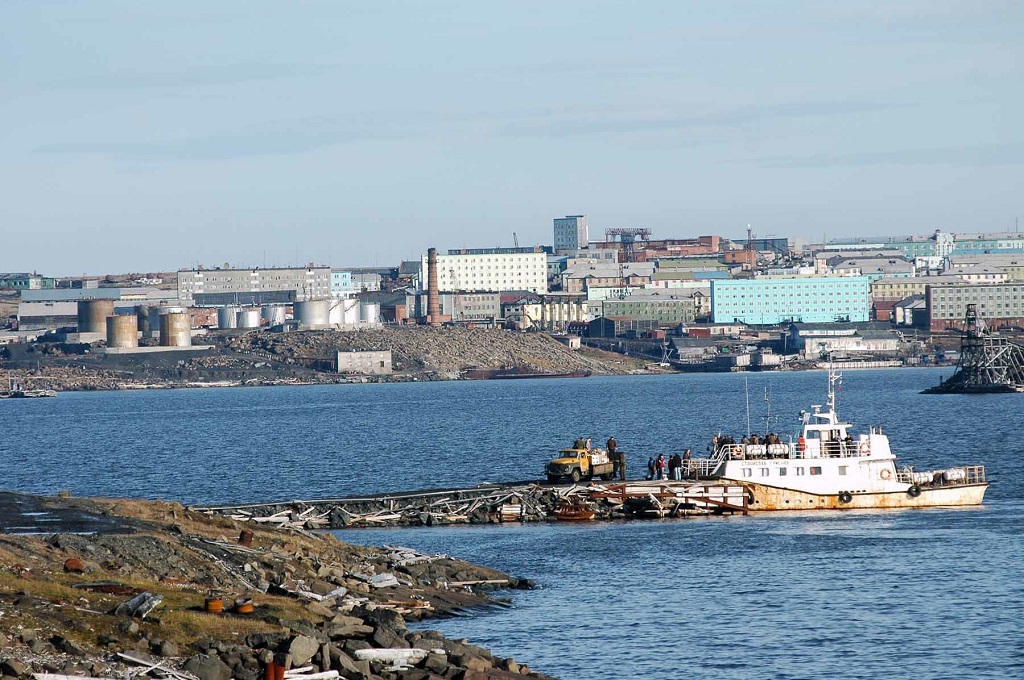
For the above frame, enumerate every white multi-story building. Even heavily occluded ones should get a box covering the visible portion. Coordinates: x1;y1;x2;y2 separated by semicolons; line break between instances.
554;215;589;252
177;266;332;303
420;248;548;294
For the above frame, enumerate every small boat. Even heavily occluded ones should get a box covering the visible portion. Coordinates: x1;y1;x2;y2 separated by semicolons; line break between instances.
552;502;596;521
691;364;988;510
1;375;57;399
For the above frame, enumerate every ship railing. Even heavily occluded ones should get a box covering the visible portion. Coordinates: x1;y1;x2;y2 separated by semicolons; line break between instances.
683;458;720;479
716;443;795;460
897;465;987;486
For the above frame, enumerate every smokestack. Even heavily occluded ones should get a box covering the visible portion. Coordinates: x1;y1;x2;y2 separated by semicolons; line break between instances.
427;247;440;326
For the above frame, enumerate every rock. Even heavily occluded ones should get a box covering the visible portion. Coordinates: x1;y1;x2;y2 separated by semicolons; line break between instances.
19;629;37;643
450;655;492;672
309;579;337;596
288;635;320;668
119;620;141;635
246;632;287;650
280;619;320;639
306;601;336;619
156;639;180;657
183;654;233;680
63;557;86;573
328;622;374;639
52;635;88;656
28;638;53;654
1;660;28;677
424;652;449;674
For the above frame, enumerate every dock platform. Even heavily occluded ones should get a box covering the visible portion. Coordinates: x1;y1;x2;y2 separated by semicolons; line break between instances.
192;480;749;530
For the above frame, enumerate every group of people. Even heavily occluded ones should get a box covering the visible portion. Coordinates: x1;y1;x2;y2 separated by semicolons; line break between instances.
645;450;692;481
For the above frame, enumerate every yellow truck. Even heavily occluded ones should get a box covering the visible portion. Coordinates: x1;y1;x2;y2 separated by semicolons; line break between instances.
546;446;615;484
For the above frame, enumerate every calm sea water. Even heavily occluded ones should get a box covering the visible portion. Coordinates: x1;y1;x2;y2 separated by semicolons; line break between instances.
2;369;1022;679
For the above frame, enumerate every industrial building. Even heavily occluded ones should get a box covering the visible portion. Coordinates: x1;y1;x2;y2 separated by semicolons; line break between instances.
788;323;901;359
926;282;1024;331
408;292;501;324
418;248;547;294
177;267;331;303
336;350;392;375
553;215;590;253
601;292;695;326
0;273;55;290
711;276;871;325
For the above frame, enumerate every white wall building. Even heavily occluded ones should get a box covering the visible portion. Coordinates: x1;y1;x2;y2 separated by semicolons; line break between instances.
553;215;589;253
420;249;548;293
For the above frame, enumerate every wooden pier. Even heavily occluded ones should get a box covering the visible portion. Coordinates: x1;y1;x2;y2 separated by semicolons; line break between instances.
192;480;750;530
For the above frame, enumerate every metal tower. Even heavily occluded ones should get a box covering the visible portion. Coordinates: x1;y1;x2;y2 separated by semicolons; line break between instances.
924;304;1024;393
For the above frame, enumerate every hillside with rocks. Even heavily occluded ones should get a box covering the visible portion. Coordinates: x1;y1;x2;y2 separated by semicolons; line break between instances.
230;326;640;378
0;492;555;680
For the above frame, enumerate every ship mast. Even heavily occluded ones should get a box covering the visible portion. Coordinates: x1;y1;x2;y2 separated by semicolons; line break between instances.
827;360;842;418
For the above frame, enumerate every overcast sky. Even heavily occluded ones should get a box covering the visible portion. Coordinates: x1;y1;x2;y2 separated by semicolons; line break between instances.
3;1;1021;275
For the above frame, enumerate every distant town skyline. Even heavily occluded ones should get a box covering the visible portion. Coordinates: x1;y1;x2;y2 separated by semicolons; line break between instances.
3;1;1021;276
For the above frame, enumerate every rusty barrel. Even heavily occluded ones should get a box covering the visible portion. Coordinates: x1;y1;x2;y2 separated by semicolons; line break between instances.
238;529;253;547
204;597;223;614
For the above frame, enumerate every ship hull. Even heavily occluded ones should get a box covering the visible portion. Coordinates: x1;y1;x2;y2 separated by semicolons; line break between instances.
744;482;988;511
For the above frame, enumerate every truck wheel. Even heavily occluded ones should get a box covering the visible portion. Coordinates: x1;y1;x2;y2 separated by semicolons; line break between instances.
546;475;559;484
570;470;582;483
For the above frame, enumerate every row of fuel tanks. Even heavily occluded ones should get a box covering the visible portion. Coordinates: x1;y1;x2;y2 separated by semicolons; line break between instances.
78;298;382;349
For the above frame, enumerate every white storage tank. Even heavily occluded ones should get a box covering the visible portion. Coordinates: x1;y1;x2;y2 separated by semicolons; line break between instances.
294;299;331;329
218;306;240;329
237;307;261;328
360;302;380;324
262;304;287;326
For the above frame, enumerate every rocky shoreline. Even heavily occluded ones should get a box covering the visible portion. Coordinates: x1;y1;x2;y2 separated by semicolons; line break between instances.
0;493;555;680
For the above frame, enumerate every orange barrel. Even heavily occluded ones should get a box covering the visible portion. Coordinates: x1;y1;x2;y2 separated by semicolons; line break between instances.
234;598;254;615
204;597;223;613
238;529;254;547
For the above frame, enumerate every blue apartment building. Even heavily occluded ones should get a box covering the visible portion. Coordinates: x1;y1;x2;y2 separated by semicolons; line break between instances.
711;276;871;325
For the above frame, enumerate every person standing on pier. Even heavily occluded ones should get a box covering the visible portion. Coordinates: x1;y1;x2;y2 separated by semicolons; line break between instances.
683;448;692;478
646;456;655;480
607;436;619;478
656;453;667;480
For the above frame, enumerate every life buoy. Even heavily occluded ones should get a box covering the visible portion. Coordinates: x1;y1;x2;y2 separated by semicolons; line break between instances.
907;484;921;498
859;441;871;454
838;491;853;504
880;468;892;481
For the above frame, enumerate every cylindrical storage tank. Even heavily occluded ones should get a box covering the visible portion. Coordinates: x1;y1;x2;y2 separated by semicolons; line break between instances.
237;308;261;328
343;299;360;325
106;314;139;348
262;304;287;326
77;299;115;334
360;302;380;324
135;306;151;334
294;299;330;329
218;306;240;329
159;312;192;347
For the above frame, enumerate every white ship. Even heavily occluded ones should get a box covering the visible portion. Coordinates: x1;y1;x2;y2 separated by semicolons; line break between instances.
703;367;988;510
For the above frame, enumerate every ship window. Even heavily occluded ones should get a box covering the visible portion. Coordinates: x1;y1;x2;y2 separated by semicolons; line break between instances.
779;468;788;476
795;467;805;476
761;468;770;477
742;468;752;477
810;466;822;475
838;466;848;475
